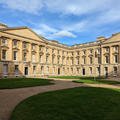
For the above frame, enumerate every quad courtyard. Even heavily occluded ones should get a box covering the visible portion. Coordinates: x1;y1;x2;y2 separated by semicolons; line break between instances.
0;76;120;120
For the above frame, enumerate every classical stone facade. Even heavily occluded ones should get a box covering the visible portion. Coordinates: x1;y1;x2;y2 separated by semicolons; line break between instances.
0;23;120;78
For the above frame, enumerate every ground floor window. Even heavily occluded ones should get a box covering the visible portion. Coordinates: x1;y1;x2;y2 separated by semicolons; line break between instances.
89;67;92;75
3;64;8;75
41;66;44;74
15;65;19;74
104;67;108;77
33;66;36;74
113;67;117;76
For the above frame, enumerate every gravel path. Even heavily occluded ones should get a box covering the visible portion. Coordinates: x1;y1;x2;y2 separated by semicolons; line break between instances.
0;80;120;120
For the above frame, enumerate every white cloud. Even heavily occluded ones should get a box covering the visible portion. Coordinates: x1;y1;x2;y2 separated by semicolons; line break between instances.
0;0;43;14
54;30;77;38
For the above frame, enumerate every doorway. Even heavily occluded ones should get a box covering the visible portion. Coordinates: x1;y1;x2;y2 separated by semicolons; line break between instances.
58;68;60;75
25;67;28;75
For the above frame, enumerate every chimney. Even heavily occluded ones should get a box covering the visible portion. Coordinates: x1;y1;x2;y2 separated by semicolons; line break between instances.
97;36;106;41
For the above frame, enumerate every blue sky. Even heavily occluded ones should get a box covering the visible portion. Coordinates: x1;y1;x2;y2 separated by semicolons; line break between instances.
0;0;120;46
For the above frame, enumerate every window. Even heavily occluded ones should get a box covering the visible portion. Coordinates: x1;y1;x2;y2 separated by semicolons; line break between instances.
39;46;42;51
67;68;69;73
90;57;92;64
52;49;54;53
114;46;118;51
77;51;79;55
114;55;118;63
89;67;92;74
2;50;6;59
67;58;69;65
46;48;48;52
76;58;79;65
40;55;42;63
52;56;54;64
77;68;79;74
105;47;109;52
71;59;74;65
58;57;60;64
32;44;35;50
13;51;17;60
97;48;100;54
104;67;108;77
83;57;86;64
105;56;109;63
71;68;73;74
62;57;64;65
33;66;36;74
2;38;7;44
46;66;49;73
63;67;65;74
90;49;93;54
71;52;74;56
3;64;8;75
58;50;60;54
15;65;19;73
113;67;117;76
53;67;55;73
24;53;27;61
32;54;35;62
83;50;86;55
62;51;64;55
41;66;44;74
46;56;49;63
98;57;101;64
23;42;27;48
97;67;100;75
14;40;17;46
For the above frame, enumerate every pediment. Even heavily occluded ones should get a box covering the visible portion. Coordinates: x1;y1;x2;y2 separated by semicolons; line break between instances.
3;27;46;42
103;33;120;44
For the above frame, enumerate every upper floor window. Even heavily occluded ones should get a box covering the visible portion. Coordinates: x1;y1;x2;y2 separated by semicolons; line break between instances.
97;48;100;54
105;47;109;52
114;55;118;63
90;57;93;64
32;44;35;50
71;59;74;65
76;58;79;65
46;56;49;63
14;40;17;46
52;49;54;53
58;57;60;64
105;56;109;64
2;50;6;59
2;38;7;44
62;57;65;65
114;46;118;51
62;51;64;55
40;55;42;63
32;54;35;62
57;50;60;54
77;51;79;55
83;57;86;64
90;49;93;54
52;56;54;64
71;52;74;56
39;46;42;51
83;50;86;55
23;42;27;48
24;53;27;61
13;51;17;60
46;48;48;52
98;57;101;64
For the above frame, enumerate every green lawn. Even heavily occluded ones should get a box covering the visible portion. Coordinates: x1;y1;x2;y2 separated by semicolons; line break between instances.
73;79;120;84
49;76;104;80
0;78;53;89
11;87;120;120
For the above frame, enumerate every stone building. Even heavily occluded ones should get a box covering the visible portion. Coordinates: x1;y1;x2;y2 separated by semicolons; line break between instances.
0;23;120;78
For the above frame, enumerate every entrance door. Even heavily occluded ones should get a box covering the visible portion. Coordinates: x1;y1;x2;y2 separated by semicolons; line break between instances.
58;68;60;75
25;67;28;75
3;64;8;75
83;68;85;75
